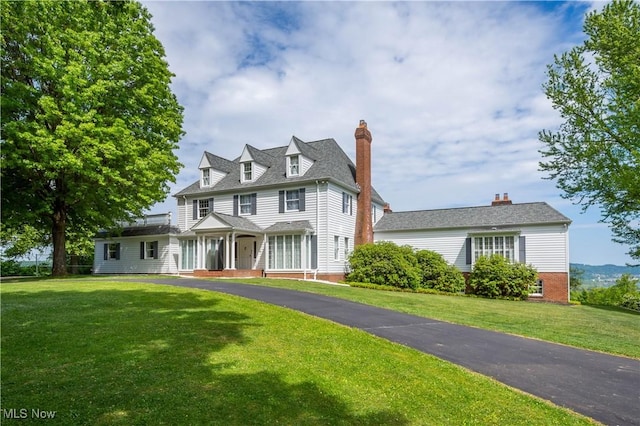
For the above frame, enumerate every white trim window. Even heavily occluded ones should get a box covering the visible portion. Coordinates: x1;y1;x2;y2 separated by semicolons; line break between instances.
286;189;300;211
239;194;252;215
141;241;158;260
473;235;515;262
530;279;544;296
334;235;340;260
201;168;210;186
344;237;349;260
268;235;302;269
180;239;197;270
199;199;210;218
342;192;352;215
242;162;253;182
289;155;299;176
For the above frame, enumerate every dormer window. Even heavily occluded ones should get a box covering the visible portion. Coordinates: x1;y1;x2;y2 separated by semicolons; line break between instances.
289;155;299;176
201;168;210;186
242;162;252;182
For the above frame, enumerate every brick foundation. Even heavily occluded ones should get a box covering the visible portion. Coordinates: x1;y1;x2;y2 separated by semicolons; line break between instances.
462;271;569;303
193;269;263;278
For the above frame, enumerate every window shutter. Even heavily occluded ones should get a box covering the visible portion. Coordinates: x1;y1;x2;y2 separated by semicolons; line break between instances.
140;242;145;259
342;192;346;213
251;193;257;215
115;243;121;260
519;236;526;263
311;235;318;269
299;188;306;211
153;241;159;259
104;244;108;261
193;200;198;220
209;198;214;214
279;191;285;213
350;195;353;216
465;237;472;265
233;195;239;216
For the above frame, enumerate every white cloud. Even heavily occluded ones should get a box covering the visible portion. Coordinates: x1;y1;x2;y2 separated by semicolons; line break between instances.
142;1;633;265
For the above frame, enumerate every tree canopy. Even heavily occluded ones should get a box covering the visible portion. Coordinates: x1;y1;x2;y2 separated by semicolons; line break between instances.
1;0;184;275
539;0;640;261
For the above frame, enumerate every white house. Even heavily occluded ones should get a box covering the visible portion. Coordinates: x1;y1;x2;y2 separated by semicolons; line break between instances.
94;121;385;282
94;121;571;302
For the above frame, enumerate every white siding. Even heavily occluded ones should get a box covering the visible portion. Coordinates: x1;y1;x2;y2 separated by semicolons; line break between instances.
375;229;470;271
324;183;357;273
522;225;569;272
94;235;179;274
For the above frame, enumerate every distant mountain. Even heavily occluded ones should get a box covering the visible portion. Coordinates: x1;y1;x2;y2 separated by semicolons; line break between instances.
570;263;640;288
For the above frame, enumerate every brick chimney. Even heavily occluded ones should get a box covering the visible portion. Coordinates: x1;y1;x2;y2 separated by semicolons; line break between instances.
354;120;373;246
491;192;512;206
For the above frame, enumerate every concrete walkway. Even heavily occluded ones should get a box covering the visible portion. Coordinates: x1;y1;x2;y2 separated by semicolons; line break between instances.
140;278;640;426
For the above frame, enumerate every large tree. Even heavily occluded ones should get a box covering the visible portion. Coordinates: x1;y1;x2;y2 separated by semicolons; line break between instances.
539;0;640;261
1;1;184;275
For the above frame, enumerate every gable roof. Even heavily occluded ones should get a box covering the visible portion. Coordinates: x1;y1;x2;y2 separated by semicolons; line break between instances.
374;202;571;232
191;212;263;233
174;137;385;205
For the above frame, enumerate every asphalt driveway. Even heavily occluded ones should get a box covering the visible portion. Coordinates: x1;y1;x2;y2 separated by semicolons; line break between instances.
139;278;640;426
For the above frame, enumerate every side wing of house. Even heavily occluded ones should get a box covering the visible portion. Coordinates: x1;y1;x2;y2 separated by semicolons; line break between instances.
93;233;179;274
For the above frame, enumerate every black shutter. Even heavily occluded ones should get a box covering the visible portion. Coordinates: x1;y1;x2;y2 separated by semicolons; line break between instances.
208;198;214;214
140;242;145;259
104;244;108;260
279;190;285;213
233;195;239;216
153;241;159;259
115;243;121;260
193;200;198;220
311;235;318;269
342;192;347;213
519;236;526;263
251;193;257;215
465;237;472;265
299;188;306;211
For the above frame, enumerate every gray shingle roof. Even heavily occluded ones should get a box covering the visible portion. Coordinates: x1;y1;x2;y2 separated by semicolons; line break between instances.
174;137;385;205
209;212;263;233
97;224;181;238
374;202;571;232
263;220;314;233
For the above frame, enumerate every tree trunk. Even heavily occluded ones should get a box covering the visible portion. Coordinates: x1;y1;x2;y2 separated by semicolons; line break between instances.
52;205;67;276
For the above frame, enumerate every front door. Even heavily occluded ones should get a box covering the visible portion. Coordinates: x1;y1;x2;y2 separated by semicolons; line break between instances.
236;238;254;269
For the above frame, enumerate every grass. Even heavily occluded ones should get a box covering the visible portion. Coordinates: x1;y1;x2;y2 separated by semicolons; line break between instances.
0;279;596;425
217;278;640;359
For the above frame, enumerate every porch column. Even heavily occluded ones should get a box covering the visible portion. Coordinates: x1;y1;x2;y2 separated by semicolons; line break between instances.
225;233;230;270
230;232;236;270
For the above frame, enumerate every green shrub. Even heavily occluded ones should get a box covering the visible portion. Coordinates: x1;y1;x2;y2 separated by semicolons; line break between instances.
415;250;465;292
619;293;640;312
346;242;421;289
577;274;639;310
469;255;537;300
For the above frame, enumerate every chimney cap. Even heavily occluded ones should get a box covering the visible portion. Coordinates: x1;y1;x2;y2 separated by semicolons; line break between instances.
359;119;367;128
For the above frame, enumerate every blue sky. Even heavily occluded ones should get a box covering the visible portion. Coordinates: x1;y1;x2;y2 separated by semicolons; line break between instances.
142;0;633;266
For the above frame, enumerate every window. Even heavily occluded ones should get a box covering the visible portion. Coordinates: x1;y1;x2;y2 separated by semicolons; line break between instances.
279;189;305;213
242;162;252;181
530;279;543;296
240;194;252;215
104;243;120;260
289;155;299;176
286;189;300;211
268;235;302;269
344;237;349;260
473;235;515;262
334;235;340;260
140;241;159;260
372;205;377;223
201;168;210;186
199;199;210;218
342;192;352;215
180;239;197;270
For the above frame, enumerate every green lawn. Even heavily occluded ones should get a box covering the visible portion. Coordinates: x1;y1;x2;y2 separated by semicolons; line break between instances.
1;279;596;425
220;278;640;359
